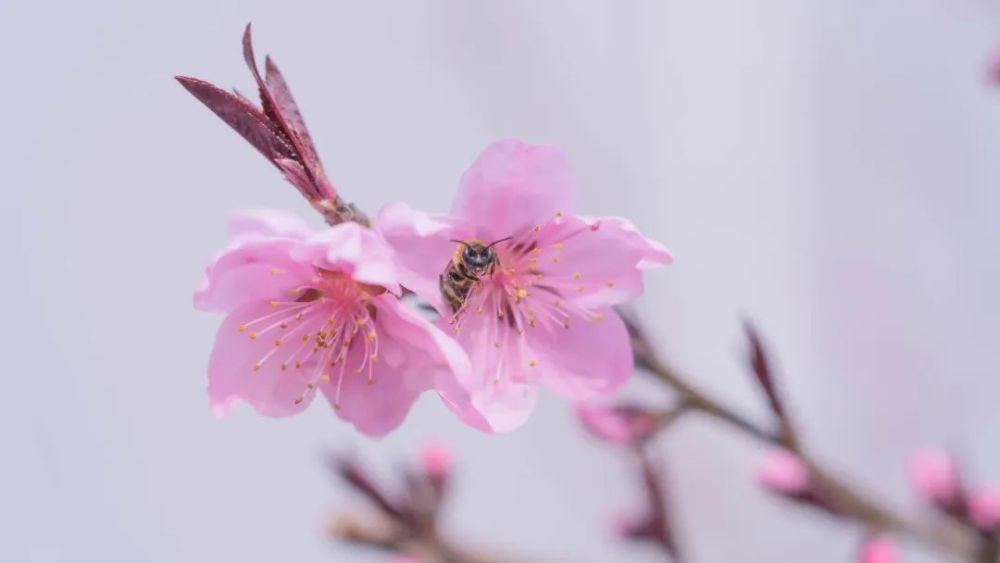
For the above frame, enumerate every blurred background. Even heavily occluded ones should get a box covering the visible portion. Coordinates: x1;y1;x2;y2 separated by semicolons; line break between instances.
2;1;999;561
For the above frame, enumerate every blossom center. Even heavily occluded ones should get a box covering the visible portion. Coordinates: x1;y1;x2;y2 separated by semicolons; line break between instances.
237;267;386;408
449;213;609;380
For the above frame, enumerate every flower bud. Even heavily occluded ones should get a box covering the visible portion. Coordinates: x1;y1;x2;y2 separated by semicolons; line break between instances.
757;449;810;496
909;449;959;502
969;488;1000;532
576;403;660;445
859;535;899;563
420;440;454;482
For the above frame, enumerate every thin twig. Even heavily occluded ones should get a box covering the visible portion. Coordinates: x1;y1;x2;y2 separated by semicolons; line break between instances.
641;355;981;561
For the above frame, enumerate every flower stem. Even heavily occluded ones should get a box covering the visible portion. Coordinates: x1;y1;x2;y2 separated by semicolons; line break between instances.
641;355;982;561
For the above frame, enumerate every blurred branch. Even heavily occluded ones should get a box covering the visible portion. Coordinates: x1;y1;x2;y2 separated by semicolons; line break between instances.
331;514;520;563
329;452;550;563
622;312;984;561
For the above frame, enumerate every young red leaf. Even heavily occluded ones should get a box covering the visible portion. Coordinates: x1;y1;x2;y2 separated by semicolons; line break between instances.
175;76;294;163
265;55;320;168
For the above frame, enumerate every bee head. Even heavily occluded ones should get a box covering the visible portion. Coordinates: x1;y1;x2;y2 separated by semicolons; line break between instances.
453;237;511;275
461;244;495;273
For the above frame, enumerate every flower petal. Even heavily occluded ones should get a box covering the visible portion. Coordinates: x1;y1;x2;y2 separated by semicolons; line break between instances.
447;312;541;432
533;308;633;401
319;295;476;436
291;222;401;294
375;201;470;312
194;239;314;313
319;340;422;437
467;375;539;433
227;208;313;240
208;301;328;417
451;139;576;239
541;214;671;308
373;296;492;432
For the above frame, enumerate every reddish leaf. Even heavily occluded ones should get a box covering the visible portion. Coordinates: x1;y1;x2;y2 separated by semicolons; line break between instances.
175;76;293;162
744;320;786;420
265;55;320;169
241;23;332;200
274;158;314;199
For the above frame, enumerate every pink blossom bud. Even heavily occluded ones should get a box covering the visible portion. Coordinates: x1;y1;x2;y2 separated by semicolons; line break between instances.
969;488;1000;531
576;403;659;445
859;536;899;563
420;440;454;480
757;449;810;495
612;511;648;540
908;449;960;504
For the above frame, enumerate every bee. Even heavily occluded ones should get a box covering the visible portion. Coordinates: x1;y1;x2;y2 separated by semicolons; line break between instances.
440;237;512;314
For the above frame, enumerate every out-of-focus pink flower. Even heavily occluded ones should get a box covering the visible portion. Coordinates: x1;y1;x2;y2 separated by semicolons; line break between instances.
908;449;960;504
388;557;423;563
612;511;649;539
757;449;810;495
576;403;660;445
420;440;454;480
195;210;480;436
859;535;900;563
377;139;671;432
969;487;1000;531
989;47;1000;85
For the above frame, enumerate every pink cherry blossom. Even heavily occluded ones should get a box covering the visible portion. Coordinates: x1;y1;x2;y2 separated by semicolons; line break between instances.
377;139;671;432
756;449;810;495
969;487;1000;531
859;536;899;563
195;210;481;436
908;449;959;503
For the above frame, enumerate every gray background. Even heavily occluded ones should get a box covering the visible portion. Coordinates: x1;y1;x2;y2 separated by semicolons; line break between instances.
2;1;999;561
